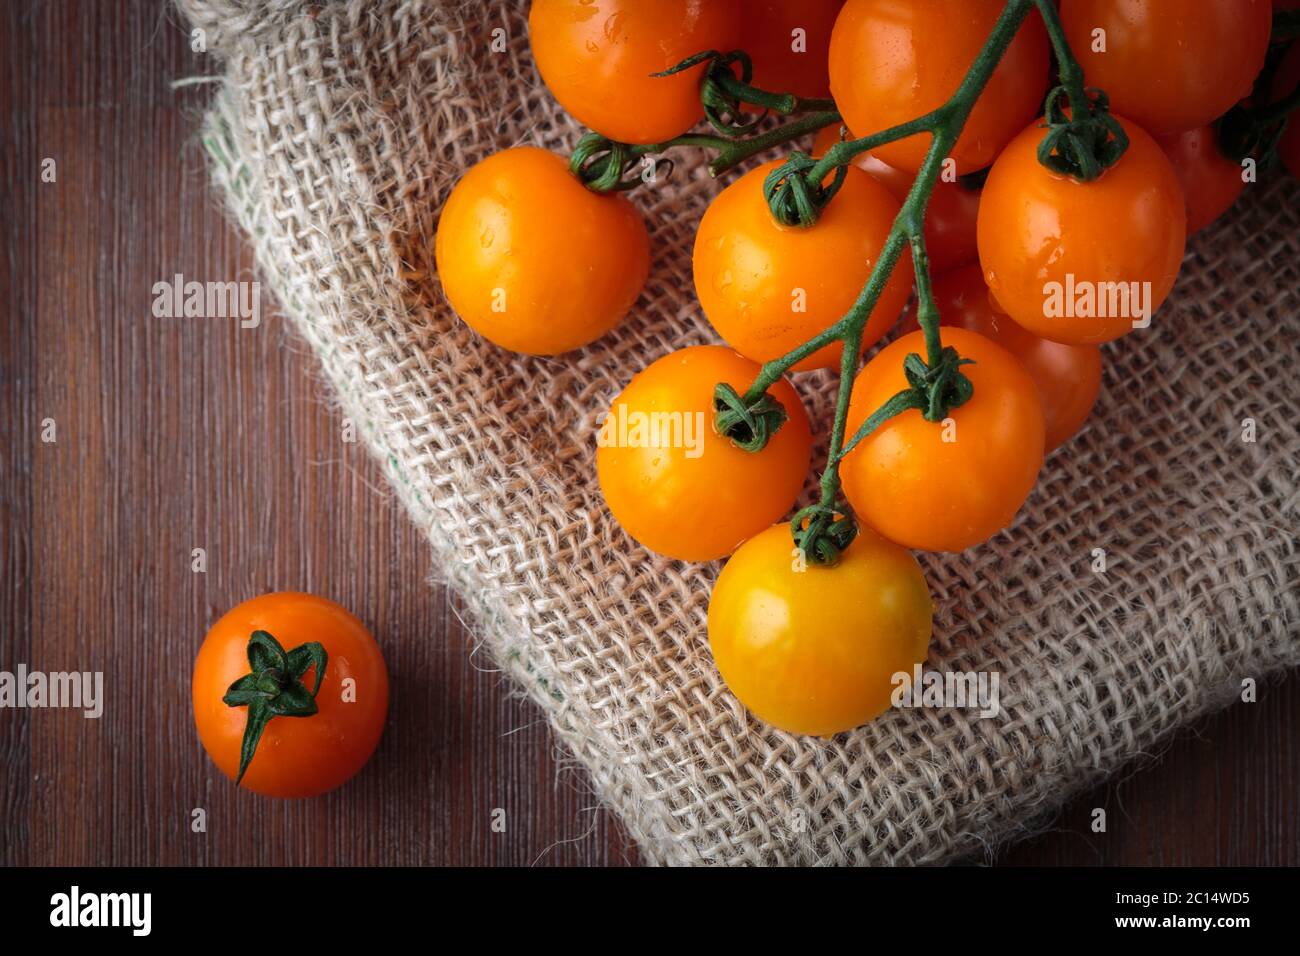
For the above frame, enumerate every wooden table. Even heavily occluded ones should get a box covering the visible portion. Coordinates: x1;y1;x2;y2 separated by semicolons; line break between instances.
2;1;1296;867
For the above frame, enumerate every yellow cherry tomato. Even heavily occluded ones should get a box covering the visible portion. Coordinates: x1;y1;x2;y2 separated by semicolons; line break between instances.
708;523;933;736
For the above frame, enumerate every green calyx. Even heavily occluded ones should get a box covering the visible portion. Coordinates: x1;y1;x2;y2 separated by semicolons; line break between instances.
569;132;655;193
763;152;848;228
221;630;328;785
713;382;788;453
791;505;858;567
904;347;976;423
654;49;837;138
840;348;975;459
1036;86;1129;181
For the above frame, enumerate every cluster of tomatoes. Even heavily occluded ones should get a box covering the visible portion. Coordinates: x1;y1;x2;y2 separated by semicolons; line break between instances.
435;0;1300;738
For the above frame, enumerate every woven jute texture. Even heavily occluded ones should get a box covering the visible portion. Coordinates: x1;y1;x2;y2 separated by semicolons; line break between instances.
178;0;1300;864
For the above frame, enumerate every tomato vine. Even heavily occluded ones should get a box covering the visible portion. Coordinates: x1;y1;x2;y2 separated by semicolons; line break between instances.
564;0;1294;567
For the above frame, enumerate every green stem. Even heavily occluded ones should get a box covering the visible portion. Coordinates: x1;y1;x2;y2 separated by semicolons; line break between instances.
623;109;840;167
910;231;942;366
706;110;840;176
1035;0;1088;110
737;0;1040;560
710;66;836;116
574;109;840;192
805;113;939;184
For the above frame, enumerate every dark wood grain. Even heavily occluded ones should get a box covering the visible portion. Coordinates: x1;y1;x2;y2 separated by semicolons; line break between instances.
1;0;1295;868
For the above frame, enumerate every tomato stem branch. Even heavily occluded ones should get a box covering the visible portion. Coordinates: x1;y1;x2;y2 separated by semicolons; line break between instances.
706;110;842;176
741;0;1043;562
571;109;841;191
1034;0;1088;112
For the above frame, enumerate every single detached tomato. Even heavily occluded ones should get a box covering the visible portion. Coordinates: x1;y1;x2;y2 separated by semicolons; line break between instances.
708;522;932;736
840;327;1045;552
693;160;908;372
435;147;649;355
1156;126;1247;234
597;346;813;561
528;0;741;144
1059;0;1272;136
901;265;1102;452
828;0;1049;174
193;593;389;798
812;124;981;275
740;0;845;101
977;114;1186;345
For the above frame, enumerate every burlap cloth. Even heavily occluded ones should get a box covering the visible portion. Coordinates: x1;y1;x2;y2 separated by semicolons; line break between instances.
177;0;1300;864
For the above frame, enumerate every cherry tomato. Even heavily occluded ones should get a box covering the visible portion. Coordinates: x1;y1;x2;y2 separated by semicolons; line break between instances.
812;124;981;275
693;160;908;372
977;114;1186;346
1156;126;1247;234
740;0;845;101
528;0;742;144
597;346;813;561
708;522;932;736
828;0;1049;174
901;265;1101;452
1059;0;1272;136
840;327;1045;552
435;147;650;355
193;593;389;798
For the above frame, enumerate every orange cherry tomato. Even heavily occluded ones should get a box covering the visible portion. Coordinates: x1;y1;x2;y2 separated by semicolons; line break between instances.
1059;0;1272;136
528;0;742;144
901;265;1102;453
828;0;1049;174
840;327;1045;552
977;114;1186;346
1156;126;1247;234
708;522;932;736
435;147;650;355
812;124;981;275
597;345;813;561
193;593;389;798
740;0;845;101
693;160;909;372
